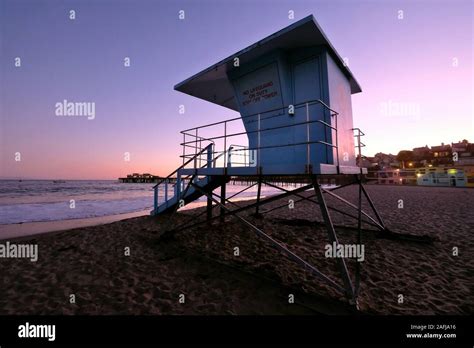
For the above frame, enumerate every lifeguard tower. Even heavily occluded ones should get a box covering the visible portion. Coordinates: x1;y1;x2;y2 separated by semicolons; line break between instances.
152;15;388;307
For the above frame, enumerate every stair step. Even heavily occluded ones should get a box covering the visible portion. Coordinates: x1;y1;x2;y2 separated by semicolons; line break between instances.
151;175;228;216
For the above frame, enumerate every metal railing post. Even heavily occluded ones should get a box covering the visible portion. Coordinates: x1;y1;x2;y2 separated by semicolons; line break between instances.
351;128;365;169
207;144;213;168
335;113;339;168
199;138;202;168
257;113;261;167
182;133;185;166
176;172;181;198
357;130;362;167
227;146;233;168
223;121;227;168
194;129;198;169
154;185;158;213
164;179;168;207
306;103;310;166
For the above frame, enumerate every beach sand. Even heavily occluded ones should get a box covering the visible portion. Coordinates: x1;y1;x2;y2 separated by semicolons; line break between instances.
0;210;150;240
0;185;472;315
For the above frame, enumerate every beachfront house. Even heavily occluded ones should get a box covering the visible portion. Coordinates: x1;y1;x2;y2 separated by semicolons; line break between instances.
375;168;417;185
416;166;466;187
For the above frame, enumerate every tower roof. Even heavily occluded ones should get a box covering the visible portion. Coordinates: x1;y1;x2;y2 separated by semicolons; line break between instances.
175;15;362;111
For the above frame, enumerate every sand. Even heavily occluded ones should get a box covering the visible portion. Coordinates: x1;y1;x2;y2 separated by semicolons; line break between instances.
0;185;472;315
0;210;150;240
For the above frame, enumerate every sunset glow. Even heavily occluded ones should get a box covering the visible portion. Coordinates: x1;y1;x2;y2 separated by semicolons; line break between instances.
1;0;472;179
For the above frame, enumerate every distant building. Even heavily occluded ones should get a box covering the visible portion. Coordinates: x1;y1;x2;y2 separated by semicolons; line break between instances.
463;166;474;187
357;155;377;168
416;166;468;187
431;143;452;164
373;152;399;169
375;168;416;185
452;140;474;166
412;146;431;165
368;140;474;186
451;140;469;154
458;155;474;166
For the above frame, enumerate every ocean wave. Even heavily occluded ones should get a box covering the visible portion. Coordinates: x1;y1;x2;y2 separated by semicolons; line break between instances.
0;197;153;224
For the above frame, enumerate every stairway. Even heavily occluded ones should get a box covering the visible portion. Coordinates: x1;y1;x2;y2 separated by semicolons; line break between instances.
151;174;228;215
150;143;231;216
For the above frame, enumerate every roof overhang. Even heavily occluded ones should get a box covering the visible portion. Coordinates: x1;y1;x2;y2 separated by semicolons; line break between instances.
174;15;362;112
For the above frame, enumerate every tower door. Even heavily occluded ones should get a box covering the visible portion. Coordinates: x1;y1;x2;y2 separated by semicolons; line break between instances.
293;57;327;166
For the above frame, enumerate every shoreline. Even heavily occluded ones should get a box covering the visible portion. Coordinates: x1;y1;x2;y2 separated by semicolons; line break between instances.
0;183;470;242
0;196;264;241
0;210;150;241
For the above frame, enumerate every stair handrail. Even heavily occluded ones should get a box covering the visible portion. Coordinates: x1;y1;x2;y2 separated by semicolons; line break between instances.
153;143;213;189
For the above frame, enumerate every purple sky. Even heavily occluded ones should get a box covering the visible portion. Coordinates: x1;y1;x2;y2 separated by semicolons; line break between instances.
1;0;472;179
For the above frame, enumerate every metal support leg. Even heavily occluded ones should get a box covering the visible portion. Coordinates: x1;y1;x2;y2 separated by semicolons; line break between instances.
355;174;363;297
358;177;386;230
220;180;226;221
312;177;355;302
255;177;262;217
190;182;346;294
261;180;382;230
321;186;385;231
166;184;314;235
207;193;213;221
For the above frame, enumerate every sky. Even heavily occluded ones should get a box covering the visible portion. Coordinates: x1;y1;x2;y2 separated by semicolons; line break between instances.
0;0;472;179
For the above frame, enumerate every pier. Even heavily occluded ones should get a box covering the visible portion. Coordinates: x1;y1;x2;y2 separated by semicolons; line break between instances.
119;173;177;184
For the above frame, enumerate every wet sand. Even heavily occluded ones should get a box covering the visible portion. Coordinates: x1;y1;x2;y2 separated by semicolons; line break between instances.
0;185;472;315
0;210;150;240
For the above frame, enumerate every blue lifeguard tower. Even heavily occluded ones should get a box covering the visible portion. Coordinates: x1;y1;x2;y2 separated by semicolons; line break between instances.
152;15;388;307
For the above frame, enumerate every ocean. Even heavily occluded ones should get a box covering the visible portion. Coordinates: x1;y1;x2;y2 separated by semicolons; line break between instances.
0;180;281;225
